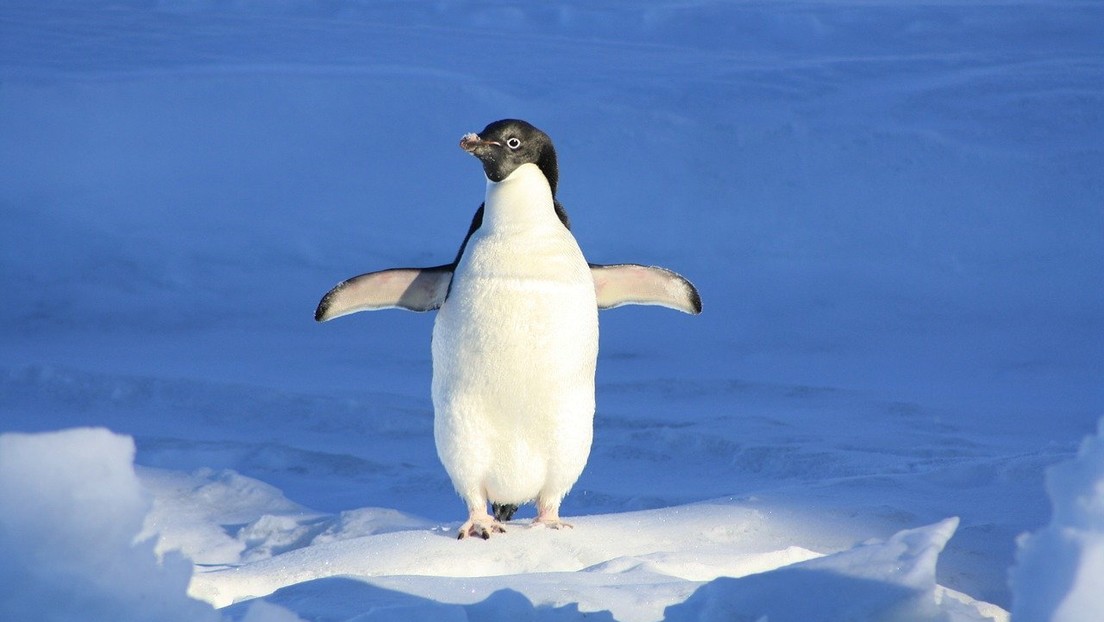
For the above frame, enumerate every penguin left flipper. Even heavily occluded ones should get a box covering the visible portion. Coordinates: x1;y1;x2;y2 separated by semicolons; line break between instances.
590;264;702;315
315;266;453;321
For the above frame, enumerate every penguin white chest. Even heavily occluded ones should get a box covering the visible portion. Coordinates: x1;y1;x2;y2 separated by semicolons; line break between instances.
431;164;598;506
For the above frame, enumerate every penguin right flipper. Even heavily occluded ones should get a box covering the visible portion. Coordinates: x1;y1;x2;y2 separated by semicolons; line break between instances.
590;263;702;315
315;266;453;321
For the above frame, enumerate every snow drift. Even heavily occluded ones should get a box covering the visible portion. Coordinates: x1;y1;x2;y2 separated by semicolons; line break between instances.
1012;417;1104;621
0;428;302;622
0;428;219;622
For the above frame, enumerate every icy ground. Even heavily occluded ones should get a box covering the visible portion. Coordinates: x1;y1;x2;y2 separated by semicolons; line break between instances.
1;1;1101;620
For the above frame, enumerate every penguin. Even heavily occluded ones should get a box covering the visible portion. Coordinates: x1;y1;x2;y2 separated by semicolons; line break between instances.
316;119;701;539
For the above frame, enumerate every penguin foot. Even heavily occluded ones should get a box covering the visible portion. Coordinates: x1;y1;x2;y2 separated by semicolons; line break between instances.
533;500;572;530
531;517;573;530
457;516;507;540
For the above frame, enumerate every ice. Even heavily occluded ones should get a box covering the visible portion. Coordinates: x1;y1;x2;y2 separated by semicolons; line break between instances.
665;518;964;621
1011;417;1104;621
0;428;219;622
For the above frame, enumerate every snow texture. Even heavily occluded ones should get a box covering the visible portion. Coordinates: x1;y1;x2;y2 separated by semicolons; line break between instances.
0;428;218;622
1;0;1101;620
1012;418;1104;621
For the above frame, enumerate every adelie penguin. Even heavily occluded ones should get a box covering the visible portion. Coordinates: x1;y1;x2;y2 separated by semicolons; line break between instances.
316;119;701;540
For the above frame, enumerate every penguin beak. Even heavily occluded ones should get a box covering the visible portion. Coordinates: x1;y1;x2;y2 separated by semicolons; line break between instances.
460;133;500;155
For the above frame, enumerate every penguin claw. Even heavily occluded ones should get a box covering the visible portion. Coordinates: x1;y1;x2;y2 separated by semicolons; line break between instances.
457;517;507;540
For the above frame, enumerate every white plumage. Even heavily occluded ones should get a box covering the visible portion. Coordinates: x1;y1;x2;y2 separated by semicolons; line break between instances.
432;163;598;537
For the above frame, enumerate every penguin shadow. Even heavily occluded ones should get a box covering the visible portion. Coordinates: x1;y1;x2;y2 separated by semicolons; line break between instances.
663;568;923;621
222;576;617;621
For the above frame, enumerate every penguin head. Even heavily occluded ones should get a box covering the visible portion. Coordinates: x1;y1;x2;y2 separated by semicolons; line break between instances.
460;119;559;195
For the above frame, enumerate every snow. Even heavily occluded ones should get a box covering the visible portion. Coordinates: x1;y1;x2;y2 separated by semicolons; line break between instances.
0;428;218;622
0;428;993;621
1012;419;1104;621
1;1;1101;620
664;518;962;622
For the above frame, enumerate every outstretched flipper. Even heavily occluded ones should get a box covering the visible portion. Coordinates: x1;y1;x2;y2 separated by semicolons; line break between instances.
315;266;453;321
590;263;702;315
317;262;701;321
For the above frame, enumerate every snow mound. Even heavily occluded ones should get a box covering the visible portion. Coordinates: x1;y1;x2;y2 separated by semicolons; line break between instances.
665;517;971;621
192;499;1002;622
0;428;219;622
1011;417;1104;621
139;466;434;568
140;466;324;566
0;428;302;622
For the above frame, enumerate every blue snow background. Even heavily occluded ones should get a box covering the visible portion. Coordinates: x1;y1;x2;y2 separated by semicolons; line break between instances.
1;0;1101;611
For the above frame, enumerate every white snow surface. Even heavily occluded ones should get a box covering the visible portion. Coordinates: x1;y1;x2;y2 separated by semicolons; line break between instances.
0;427;997;622
0;428;300;622
1012;420;1104;621
1;1;1101;620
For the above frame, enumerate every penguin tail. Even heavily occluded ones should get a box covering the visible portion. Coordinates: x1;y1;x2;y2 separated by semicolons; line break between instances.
492;503;519;522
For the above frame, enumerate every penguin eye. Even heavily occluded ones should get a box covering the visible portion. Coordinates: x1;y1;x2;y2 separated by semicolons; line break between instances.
506;137;521;149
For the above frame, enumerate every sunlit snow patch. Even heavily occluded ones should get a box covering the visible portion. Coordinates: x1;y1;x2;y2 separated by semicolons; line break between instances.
1012;416;1104;621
